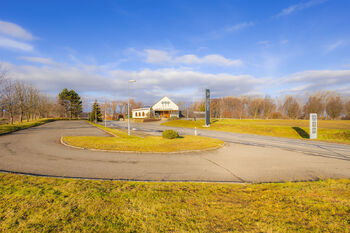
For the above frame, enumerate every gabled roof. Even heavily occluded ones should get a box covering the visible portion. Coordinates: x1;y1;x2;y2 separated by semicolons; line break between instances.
152;96;178;110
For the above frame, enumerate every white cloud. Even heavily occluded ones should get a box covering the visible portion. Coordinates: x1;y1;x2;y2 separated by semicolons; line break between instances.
326;40;344;52
280;69;350;94
280;39;289;45
0;20;34;40
144;49;243;67
198;54;242;66
18;56;55;65
144;49;172;64
276;0;327;17
0;36;33;51
226;22;254;32
2;61;262;103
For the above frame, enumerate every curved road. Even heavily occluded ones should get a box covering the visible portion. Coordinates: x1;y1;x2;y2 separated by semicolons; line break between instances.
1;120;350;183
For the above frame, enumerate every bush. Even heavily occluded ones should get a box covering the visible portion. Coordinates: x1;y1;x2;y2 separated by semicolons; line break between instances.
162;130;179;139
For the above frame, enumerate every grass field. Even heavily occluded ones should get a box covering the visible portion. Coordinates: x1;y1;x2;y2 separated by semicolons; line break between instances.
0;118;57;135
162;119;350;144
0;118;79;135
62;123;223;152
0;173;349;232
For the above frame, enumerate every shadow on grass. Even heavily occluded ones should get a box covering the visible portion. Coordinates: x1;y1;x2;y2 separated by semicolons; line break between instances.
292;127;309;138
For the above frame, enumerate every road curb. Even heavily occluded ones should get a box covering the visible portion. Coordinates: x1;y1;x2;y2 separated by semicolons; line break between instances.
0;169;246;184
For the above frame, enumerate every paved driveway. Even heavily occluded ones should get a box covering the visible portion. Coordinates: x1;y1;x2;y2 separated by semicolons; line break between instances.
0;120;349;183
110;120;350;161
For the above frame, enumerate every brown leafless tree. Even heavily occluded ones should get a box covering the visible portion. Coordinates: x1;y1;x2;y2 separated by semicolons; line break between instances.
304;95;323;117
2;79;17;124
326;96;343;119
344;100;350;119
282;96;300;119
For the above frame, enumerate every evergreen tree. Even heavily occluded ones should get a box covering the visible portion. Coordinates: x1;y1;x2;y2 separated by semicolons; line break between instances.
89;100;102;122
58;88;83;118
58;88;71;117
69;90;82;118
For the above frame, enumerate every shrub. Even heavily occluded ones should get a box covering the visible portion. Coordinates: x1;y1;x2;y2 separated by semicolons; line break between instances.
162;130;179;139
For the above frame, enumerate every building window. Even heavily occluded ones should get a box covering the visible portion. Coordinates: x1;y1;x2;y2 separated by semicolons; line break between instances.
142;112;145;116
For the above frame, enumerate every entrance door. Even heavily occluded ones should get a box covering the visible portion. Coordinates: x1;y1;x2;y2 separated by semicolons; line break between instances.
162;111;170;118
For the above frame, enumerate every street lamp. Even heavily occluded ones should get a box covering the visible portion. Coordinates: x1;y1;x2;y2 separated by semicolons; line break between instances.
128;80;136;136
104;99;107;128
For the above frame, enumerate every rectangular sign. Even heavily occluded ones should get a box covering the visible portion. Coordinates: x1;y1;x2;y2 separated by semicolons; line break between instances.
205;89;210;126
309;113;317;139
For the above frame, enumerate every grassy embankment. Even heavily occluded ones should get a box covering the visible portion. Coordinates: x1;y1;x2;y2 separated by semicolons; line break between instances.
162;119;350;144
0;173;349;232
0;118;59;135
62;123;223;152
0;118;80;135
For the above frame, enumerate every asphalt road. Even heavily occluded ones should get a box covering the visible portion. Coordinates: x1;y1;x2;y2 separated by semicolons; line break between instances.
111;120;350;161
1;120;349;183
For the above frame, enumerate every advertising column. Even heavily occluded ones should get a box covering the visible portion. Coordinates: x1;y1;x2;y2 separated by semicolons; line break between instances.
309;113;317;139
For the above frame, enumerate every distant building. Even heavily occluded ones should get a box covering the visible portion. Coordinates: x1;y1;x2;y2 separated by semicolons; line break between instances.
132;96;179;119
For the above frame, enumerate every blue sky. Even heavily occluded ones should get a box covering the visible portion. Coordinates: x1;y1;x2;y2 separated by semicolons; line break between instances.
0;0;350;104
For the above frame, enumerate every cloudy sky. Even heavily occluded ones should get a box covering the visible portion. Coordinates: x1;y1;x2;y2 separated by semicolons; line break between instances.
0;0;350;104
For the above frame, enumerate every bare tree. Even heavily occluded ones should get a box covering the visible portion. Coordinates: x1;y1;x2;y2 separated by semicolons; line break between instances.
248;98;263;119
262;96;276;119
282;96;300;119
304;95;323;117
326;96;343;119
344;100;350;119
2;79;17;124
14;81;28;122
0;64;8;118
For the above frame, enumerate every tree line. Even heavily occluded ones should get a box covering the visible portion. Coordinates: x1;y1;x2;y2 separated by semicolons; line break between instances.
188;93;350;120
91;93;350;121
91;99;142;121
0;65;83;124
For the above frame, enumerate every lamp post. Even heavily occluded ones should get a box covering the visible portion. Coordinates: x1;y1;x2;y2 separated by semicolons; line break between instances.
104;100;107;128
95;102;97;124
128;80;136;136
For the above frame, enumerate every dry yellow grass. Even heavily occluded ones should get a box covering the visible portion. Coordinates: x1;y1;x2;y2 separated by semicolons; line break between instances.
62;123;223;152
1;173;349;232
163;119;350;144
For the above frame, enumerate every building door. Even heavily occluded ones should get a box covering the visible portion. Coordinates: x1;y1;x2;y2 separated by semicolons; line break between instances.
162;111;170;118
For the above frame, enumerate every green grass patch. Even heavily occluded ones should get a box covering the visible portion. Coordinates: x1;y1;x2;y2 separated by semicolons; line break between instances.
63;123;223;152
0;173;349;232
0;118;79;135
0;118;56;135
162;119;350;144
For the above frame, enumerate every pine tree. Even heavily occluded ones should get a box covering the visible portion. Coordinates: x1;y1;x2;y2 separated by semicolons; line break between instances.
89;100;102;122
58;88;82;118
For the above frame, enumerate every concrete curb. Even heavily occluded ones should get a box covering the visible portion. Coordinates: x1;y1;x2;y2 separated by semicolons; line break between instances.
60;136;225;154
0;169;246;184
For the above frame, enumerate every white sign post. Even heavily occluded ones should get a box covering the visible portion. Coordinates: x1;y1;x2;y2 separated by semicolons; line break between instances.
309;113;317;139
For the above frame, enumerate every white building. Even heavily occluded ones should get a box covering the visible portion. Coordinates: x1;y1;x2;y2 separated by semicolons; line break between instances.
132;108;151;119
132;96;179;119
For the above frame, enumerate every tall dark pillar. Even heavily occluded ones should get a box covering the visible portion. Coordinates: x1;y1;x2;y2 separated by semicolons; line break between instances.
205;89;210;126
